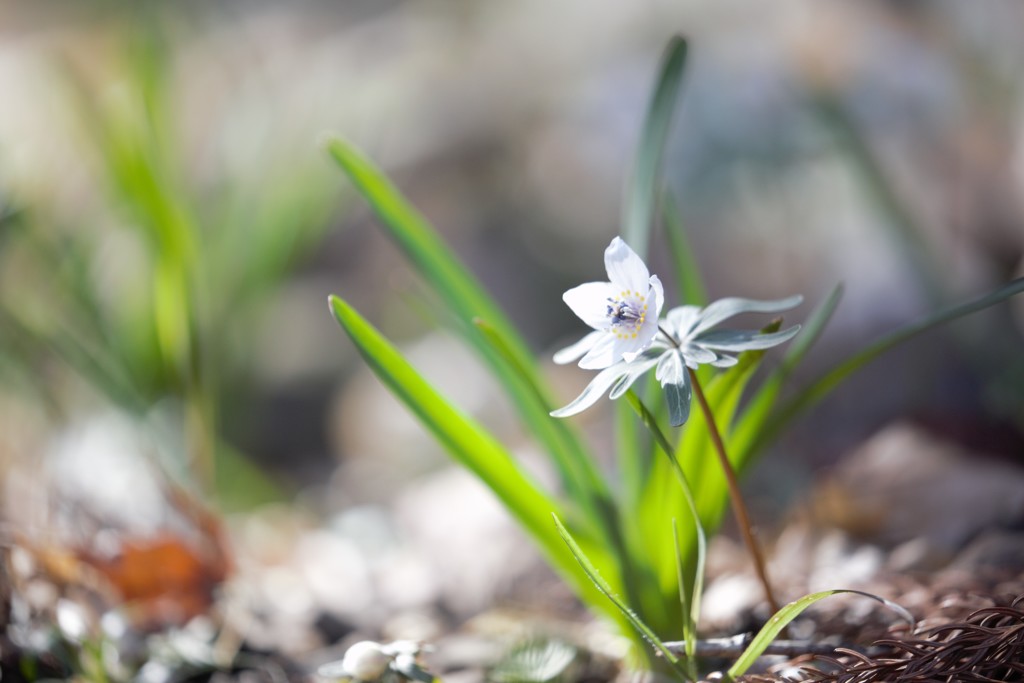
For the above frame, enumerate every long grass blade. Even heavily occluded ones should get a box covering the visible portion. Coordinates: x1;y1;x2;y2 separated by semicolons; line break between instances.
672;520;699;682
627;391;707;640
328;296;617;618
759;277;1024;451
662;192;707;306
728;285;843;469
726;589;914;680
325;139;610;523
634;328;772;601
472;317;632;578
553;514;690;681
623;36;689;259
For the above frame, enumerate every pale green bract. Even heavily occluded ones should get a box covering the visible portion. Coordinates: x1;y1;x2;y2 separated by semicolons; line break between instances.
552;238;803;427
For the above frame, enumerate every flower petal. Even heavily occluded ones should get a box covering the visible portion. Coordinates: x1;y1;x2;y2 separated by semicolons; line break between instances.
691;295;804;336
578;333;620;369
650;274;666;319
694;324;802;352
664;305;703;340
709;354;738;368
604;237;650;294
680;342;717;369
608;353;662;399
550;362;634;418
563;281;616;330
552;330;605;365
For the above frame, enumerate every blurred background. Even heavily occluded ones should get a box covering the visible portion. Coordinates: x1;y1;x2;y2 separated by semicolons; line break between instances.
1;0;1023;674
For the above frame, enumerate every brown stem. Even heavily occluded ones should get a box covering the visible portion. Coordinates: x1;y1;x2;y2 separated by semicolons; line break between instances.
687;367;781;616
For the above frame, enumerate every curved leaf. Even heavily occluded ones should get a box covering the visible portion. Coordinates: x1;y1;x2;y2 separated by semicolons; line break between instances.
328;295;616;615
726;589;914;680
326;138;615;548
624;36;689;259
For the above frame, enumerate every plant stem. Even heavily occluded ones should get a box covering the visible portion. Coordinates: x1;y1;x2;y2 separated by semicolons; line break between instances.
687;367;780;616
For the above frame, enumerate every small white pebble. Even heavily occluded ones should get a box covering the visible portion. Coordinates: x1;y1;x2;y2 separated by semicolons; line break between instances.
55;599;89;642
341;640;392;681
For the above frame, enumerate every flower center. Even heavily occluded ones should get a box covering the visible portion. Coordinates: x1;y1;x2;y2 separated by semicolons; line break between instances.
606;291;648;339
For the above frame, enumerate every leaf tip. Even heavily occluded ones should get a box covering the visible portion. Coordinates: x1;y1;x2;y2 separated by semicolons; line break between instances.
327;294;349;321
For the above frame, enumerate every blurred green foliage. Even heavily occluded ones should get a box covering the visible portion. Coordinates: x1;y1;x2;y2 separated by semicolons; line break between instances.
0;13;342;507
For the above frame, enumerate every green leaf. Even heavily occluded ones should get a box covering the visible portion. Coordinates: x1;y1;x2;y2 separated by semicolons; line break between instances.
810;92;943;304
762;277;1024;451
328;295;618;622
779;284;843;375
474;316;643;618
325;139;611;531
625;391;707;640
635;336;770;601
627;388;707;678
623;36;689;259
553;514;690;681
729;284;843;469
662;192;707;306
672;520;699;682
726;589;914;680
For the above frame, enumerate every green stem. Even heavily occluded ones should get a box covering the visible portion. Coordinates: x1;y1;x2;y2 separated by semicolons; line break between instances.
687;367;781;616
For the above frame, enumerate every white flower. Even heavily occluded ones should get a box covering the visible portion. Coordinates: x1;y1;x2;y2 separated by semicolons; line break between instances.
554;237;665;370
552;295;803;427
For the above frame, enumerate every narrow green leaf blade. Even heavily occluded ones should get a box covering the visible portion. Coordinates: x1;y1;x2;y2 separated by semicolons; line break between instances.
553;514;690;681
726;589;914;680
728;285;843;470
780;284;843;374
624;36;689;258
328;296;616;618
764;277;1024;450
662;192;707;306
471;315;630;581
325;138;608;505
636;335;770;599
626;390;708;641
326;138;514;352
672;520;699;682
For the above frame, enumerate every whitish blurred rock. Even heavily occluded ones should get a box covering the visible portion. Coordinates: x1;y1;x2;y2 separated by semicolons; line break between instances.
44;413;168;536
948;530;1024;572
811;422;1024;551
700;573;763;631
332;331;519;502
392;466;541;618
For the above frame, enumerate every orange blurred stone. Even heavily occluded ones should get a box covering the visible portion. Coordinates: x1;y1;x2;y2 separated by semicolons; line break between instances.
79;532;229;628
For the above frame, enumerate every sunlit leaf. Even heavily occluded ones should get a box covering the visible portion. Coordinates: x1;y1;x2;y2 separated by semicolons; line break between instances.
553;514;690;681
328;295;620;623
761;277;1024;451
662;192;707;307
726;589;914;680
325;139;615;545
623;36;689;259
